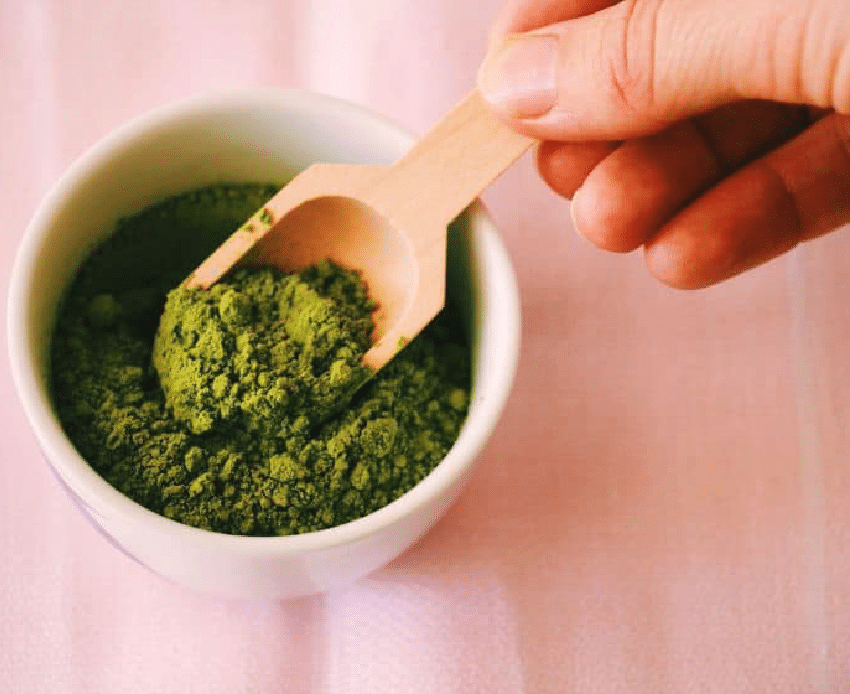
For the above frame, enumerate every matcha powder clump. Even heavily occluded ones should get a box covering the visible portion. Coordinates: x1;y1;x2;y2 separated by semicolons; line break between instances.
153;262;375;436
50;184;471;536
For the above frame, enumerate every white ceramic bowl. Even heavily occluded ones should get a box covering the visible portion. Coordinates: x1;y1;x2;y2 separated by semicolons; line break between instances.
7;88;521;600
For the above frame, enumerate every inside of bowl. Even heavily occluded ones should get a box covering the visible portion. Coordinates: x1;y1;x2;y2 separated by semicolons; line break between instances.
24;94;497;477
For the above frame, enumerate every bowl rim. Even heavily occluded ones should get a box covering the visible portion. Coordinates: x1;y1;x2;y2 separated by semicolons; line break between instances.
6;86;522;556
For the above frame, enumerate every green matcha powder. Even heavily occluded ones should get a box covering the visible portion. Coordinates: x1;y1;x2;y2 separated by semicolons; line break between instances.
51;184;470;536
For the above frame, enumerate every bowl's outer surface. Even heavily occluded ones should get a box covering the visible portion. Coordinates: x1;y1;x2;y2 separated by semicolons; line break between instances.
7;89;521;599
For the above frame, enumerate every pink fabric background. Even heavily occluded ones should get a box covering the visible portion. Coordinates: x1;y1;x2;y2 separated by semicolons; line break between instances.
3;1;850;691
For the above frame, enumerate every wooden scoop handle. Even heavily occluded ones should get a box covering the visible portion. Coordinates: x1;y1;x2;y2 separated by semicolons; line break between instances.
368;89;534;232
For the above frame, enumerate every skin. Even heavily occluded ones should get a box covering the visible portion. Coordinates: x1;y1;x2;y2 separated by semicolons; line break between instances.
478;0;850;288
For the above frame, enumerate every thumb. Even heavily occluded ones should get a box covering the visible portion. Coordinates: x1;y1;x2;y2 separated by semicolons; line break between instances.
478;0;850;139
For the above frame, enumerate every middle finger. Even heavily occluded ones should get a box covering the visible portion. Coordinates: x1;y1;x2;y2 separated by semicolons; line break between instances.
566;100;811;253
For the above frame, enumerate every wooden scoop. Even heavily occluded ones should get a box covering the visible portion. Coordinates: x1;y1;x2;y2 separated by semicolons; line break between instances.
186;89;533;370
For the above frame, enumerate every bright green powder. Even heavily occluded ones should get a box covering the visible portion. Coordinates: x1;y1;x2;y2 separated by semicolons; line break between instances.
50;184;470;536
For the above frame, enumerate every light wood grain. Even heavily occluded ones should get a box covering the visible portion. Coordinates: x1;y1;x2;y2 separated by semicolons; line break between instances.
186;89;533;370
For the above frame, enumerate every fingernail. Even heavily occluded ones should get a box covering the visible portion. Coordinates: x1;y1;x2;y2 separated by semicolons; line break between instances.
478;33;559;118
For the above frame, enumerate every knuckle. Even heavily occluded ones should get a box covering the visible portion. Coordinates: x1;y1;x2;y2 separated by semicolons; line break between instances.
602;0;662;115
782;2;850;111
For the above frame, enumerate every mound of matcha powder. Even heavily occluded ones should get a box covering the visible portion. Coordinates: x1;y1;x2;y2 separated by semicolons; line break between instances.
50;184;470;536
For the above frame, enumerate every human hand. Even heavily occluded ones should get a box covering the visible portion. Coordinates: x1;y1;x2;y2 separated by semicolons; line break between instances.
477;0;850;288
